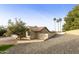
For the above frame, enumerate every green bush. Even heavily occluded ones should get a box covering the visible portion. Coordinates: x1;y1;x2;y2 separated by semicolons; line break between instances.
0;26;6;37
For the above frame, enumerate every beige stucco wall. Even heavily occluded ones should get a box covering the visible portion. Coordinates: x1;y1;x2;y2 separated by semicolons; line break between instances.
65;29;79;35
30;31;38;39
38;32;56;40
26;30;37;39
37;28;51;40
38;33;48;40
27;28;56;40
29;28;50;39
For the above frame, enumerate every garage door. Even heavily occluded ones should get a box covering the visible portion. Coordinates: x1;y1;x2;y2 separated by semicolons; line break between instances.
38;33;48;40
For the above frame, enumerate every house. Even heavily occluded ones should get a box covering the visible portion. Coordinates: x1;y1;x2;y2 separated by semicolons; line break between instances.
26;26;56;40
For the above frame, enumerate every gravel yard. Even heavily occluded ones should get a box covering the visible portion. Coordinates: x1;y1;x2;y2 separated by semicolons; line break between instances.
6;34;79;54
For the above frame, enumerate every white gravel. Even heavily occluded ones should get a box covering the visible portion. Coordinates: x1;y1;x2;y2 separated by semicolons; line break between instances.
6;34;79;54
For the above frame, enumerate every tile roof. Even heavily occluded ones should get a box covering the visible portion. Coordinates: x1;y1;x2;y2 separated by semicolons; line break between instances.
27;26;47;32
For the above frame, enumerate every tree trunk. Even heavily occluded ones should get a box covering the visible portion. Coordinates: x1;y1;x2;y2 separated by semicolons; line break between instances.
58;23;59;32
20;37;21;40
60;22;61;32
19;36;21;40
54;21;56;31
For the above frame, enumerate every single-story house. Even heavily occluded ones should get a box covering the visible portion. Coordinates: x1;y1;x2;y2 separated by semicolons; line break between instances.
26;26;56;40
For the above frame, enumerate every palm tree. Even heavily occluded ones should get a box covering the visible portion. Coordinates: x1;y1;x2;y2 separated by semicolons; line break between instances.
56;19;60;32
53;18;57;31
53;18;62;32
59;18;62;32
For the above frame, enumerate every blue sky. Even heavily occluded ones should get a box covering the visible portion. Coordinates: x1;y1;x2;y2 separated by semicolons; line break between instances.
0;4;76;31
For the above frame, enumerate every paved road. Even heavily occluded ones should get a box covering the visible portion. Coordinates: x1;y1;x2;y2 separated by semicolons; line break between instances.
6;34;79;54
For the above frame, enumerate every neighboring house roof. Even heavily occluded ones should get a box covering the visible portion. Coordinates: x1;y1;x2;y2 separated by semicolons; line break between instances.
27;26;50;32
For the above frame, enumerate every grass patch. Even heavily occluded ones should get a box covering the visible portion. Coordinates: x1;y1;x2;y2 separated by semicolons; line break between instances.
0;45;13;53
0;45;13;51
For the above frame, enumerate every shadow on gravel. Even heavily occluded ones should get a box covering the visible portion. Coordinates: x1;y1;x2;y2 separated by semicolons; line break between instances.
45;34;64;41
54;34;64;38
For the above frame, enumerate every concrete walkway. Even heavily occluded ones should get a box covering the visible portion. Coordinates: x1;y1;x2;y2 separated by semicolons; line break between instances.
17;39;44;44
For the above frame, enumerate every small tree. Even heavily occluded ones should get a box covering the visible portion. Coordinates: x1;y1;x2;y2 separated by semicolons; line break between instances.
5;18;27;39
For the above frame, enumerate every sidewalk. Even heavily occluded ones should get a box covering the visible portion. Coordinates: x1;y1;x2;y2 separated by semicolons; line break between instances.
17;39;45;44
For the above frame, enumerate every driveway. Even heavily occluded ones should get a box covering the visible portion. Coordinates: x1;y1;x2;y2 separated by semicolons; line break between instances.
6;34;79;54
